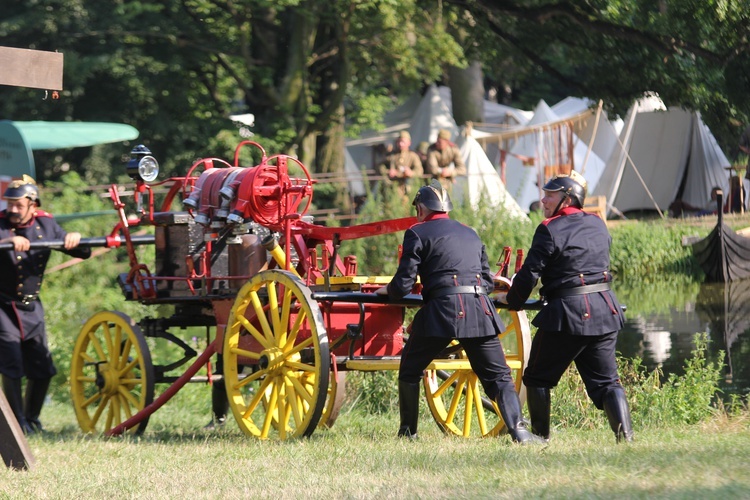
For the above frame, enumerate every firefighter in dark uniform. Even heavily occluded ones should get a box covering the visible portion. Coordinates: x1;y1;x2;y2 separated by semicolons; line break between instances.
0;176;91;433
498;171;634;443
376;181;542;444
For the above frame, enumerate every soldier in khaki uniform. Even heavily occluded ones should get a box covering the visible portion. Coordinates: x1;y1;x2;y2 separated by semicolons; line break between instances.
379;131;424;200
426;129;466;191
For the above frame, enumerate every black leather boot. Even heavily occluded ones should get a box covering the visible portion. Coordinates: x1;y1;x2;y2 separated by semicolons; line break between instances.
602;386;634;443
204;378;228;430
495;386;546;444
2;375;33;434
397;381;420;439
24;377;51;433
525;386;551;440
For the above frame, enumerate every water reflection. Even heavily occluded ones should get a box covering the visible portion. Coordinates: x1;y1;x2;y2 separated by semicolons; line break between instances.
615;279;750;399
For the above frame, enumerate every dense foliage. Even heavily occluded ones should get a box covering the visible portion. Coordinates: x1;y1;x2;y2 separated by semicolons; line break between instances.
1;0;748;190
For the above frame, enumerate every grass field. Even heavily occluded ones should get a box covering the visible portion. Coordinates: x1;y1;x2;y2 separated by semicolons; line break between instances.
2;385;749;499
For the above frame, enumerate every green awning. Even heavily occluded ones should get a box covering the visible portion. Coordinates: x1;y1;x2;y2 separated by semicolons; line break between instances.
12;121;139;150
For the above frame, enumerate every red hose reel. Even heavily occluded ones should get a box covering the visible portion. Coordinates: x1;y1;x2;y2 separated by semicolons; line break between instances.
183;147;314;228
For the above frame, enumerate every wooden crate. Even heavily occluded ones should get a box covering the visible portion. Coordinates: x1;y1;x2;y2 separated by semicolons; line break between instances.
583;195;607;222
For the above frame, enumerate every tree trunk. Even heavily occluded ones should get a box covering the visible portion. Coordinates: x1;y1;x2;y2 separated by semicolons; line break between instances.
448;61;485;126
315;105;351;212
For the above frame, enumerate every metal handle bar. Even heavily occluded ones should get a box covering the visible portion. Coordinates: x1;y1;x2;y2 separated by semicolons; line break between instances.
0;234;155;250
310;291;544;310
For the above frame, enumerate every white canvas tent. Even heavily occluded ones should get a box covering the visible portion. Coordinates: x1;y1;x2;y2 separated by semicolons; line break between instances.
592;98;731;215
343;147;366;198
551;97;623;165
346;85;532;172
437;85;532;128
408;85;460;146
501;100;608;212
345;85;527;218
453;135;528;219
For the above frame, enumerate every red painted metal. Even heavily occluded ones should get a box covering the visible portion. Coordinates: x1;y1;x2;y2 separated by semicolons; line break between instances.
89;140;507;436
106;340;218;436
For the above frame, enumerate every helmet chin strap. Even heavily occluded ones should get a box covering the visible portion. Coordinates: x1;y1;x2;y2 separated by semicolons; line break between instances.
552;191;571;216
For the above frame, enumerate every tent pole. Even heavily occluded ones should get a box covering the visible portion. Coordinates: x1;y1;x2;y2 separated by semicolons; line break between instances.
580;100;603;175
608;100;664;218
623;148;665;218
608;102;638;214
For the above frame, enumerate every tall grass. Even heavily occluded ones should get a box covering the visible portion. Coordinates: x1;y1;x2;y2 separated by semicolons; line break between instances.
345;333;732;433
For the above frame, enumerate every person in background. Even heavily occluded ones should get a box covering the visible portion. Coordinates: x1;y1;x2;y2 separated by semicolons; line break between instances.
668;186;721;217
379;131;424;200
376;182;542;444
529;200;543;214
725;175;745;214
497;171;633;444
425;129;466;191
739;124;750;177
0;176;91;434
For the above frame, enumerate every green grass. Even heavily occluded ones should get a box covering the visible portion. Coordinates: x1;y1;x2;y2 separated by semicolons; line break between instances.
2;395;749;499
2;337;746;498
11;176;747;497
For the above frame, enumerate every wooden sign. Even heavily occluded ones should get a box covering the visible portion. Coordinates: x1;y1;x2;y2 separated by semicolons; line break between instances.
0;46;63;91
0;389;35;470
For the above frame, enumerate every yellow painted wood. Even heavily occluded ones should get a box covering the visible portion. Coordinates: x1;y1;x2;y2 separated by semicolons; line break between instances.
314;275;393;285
344;358;521;372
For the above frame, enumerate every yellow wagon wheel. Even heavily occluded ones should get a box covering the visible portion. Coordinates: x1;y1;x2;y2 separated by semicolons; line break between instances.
70;311;155;435
424;308;532;437
223;270;330;439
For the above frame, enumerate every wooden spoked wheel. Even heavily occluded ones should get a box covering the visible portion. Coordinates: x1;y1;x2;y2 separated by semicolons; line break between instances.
70;311;155;435
424;308;532;437
223;270;330;439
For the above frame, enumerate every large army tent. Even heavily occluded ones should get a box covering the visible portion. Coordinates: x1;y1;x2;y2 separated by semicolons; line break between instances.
437;85;532;127
345;85;527;217
500;100;608;212
343;147;366;198
551;97;623;165
591;97;731;215
453;134;527;219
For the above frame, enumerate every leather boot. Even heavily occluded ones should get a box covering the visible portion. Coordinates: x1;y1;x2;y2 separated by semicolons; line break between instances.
204;378;228;430
397;381;420;439
525;386;551;440
602;386;634;443
495;386;546;444
24;377;51;433
2;375;33;434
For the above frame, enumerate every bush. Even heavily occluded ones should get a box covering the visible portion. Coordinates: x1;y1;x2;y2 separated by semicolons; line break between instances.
345;371;399;415
552;333;724;431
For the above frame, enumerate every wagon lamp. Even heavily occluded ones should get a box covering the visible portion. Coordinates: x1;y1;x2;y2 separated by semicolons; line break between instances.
127;144;159;182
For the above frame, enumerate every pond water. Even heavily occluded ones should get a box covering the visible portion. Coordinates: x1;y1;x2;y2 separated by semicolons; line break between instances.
612;279;750;400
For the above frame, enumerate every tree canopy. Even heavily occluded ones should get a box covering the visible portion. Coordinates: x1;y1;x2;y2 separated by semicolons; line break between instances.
1;0;748;186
